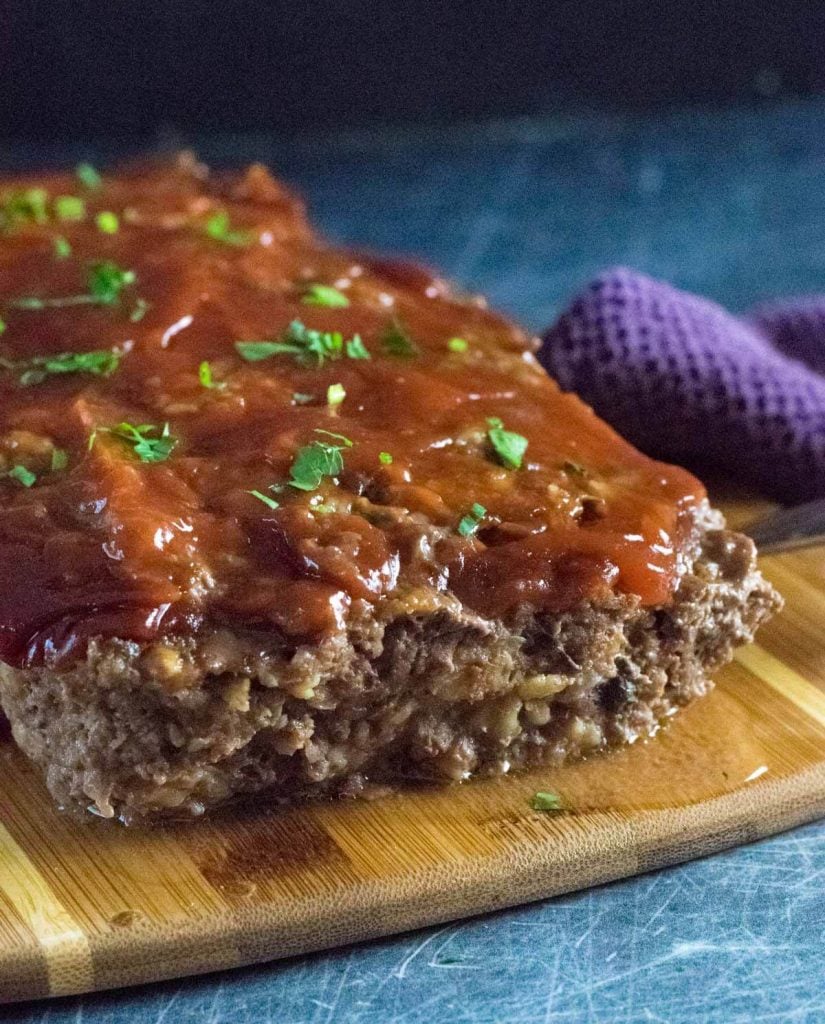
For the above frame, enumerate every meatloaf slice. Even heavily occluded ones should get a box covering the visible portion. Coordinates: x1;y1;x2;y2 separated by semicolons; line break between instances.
0;502;778;822
0;156;780;821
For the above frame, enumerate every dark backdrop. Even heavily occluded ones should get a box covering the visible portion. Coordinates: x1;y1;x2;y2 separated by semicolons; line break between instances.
3;1;825;142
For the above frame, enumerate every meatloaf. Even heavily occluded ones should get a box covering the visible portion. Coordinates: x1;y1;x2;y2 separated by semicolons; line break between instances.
0;155;780;822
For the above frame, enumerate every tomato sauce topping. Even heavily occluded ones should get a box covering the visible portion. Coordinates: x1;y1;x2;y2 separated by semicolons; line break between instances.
0;157;703;666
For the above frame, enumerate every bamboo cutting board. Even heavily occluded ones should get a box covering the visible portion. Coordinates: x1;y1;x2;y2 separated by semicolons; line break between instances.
2;498;825;1004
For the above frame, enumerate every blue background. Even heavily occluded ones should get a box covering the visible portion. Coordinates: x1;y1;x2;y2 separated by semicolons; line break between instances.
5;98;825;1022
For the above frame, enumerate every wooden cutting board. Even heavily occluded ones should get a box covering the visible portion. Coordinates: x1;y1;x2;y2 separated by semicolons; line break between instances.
2;498;825;1004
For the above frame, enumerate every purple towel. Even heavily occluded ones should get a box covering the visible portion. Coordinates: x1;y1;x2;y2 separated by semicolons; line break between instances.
539;268;825;502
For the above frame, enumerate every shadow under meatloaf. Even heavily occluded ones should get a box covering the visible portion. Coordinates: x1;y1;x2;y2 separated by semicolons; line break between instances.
0;502;780;823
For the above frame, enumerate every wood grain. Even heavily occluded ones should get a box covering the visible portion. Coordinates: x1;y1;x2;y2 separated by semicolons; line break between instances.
1;502;824;1004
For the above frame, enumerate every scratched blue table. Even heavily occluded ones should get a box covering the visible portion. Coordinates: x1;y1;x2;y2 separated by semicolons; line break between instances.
6;99;825;1023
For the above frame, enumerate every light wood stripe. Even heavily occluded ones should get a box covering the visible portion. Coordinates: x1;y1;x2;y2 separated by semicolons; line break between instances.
0;822;93;996
735;644;825;726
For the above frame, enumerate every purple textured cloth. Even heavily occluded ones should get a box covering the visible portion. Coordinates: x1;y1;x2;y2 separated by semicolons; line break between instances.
539;268;825;502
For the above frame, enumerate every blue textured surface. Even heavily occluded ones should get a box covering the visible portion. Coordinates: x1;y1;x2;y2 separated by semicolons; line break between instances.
5;99;825;1022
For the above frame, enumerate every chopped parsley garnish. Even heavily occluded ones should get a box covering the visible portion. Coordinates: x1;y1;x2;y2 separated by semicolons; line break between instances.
203;210;251;247
487;417;528;470
292;392;314;405
326;382;346;407
7;296;60;310
6;261;136;311
1;189;89;232
55;195;86;222
236;320;367;368
531;791;563;813
315;428;354;444
6;464;36;488
1;188;50;229
289;429;353;491
129;297;150;323
301;283;350;308
24;189;49;224
95;210;119;234
457;502;487;537
0;316;5;335
53;235;72;259
87;260;135;305
15;348;121;387
382;319;418;358
447;337;468;353
76;163;102;190
248;489;280;510
379;451;393;465
198;360;226;390
272;320;341;365
346;334;371;360
50;448;69;472
235;339;296;362
100;422;177;463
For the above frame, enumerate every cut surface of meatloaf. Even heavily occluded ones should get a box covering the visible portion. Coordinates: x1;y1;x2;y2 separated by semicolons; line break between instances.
0;156;780;821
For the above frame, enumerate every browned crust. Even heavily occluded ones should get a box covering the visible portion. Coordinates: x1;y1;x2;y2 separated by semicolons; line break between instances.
0;502;780;823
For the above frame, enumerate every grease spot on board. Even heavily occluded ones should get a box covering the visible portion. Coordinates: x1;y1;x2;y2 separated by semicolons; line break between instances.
109;909;144;929
189;807;348;896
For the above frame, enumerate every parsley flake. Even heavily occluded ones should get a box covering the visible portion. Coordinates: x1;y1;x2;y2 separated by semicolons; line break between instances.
8;261;137;311
15;348;121;387
199;360;226;390
95;210;119;234
346;334;371;360
314;429;354;445
487;417;528;470
1;188;49;229
457;502;487;538
531;791;563;813
55;195;86;222
103;422;177;463
87;260;135;305
204;210;251;247
248;489;280;510
0;316;5;335
301;283;350;308
237;320;356;368
447;337;468;353
379;451;393;465
273;319;342;365
235;339;296;362
76;163;102;190
50;448;69;472
53;235;72;259
289;429;353;491
129;297;150;323
6;464;36;487
382;320;418;358
326;382;346;407
6;297;50;310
